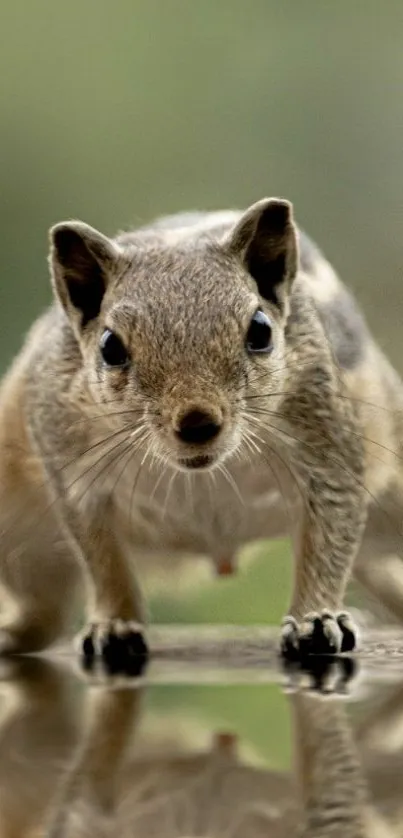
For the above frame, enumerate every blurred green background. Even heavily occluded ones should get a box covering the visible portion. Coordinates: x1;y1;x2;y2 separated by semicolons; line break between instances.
1;1;403;624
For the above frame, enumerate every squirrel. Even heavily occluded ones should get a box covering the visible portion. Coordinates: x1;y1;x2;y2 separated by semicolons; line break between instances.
0;196;402;665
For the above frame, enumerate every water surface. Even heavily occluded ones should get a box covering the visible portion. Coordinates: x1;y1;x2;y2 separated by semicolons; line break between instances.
0;644;402;837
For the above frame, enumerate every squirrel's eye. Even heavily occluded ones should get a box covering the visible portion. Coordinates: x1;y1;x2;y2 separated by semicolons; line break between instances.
100;329;129;367
246;309;273;354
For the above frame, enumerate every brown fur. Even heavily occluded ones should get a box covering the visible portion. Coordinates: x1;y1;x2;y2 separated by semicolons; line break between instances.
0;198;402;655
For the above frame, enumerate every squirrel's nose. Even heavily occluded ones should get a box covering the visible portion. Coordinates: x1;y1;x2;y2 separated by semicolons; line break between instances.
176;409;222;445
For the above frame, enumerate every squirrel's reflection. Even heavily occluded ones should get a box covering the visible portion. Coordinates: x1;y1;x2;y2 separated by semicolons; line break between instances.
0;657;400;837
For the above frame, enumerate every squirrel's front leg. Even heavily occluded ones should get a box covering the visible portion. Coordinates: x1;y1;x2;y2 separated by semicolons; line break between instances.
280;419;368;659
60;497;148;668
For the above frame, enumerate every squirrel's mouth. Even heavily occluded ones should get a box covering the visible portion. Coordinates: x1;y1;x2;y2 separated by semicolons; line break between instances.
176;454;215;471
162;431;242;473
157;424;242;473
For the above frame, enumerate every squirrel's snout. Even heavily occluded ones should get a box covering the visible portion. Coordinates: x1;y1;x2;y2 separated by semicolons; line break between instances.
175;408;223;445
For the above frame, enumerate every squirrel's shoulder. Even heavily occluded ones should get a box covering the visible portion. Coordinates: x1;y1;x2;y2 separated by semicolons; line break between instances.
294;229;371;370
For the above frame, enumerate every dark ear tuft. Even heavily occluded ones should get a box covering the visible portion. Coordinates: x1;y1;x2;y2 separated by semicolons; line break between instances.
227;198;298;309
49;221;119;328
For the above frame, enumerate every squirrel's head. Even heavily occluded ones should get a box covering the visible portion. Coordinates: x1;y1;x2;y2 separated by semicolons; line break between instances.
49;198;298;472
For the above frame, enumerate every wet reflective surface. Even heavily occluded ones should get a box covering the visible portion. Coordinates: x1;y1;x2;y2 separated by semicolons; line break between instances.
0;652;402;837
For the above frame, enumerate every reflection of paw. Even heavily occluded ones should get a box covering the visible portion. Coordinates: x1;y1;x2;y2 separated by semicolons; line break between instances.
77;620;149;676
282;654;358;696
280;610;357;660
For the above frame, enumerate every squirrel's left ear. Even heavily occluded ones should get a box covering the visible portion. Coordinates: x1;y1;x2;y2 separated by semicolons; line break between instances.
226;198;298;310
49;221;121;330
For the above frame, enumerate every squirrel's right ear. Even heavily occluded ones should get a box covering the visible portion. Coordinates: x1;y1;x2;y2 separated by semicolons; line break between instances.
49;221;120;328
226;198;298;311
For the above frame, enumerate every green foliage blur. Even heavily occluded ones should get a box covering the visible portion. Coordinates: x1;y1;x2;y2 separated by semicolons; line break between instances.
147;681;293;771
1;1;403;624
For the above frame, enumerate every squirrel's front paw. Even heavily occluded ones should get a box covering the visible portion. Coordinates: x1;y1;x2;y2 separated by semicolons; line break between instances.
76;619;149;674
280;610;357;660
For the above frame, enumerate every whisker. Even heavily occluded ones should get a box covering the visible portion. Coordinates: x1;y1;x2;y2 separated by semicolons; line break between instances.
64;431;140;513
0;425;133;544
180;468;194;520
242;415;304;520
238;440;254;465
19;431;135;550
0;421;150;550
97;427;151;517
241;428;261;456
244;368;403;419
205;468;216;519
149;461;169;503
247;413;401;536
98;434;149;520
68;409;148;428
58;425;137;480
129;431;154;532
245;388;403;418
216;462;244;507
246;404;403;467
162;460;178;520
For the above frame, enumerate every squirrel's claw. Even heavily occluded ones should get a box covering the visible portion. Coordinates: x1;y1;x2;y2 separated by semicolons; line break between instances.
280;610;358;660
76;619;149;676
